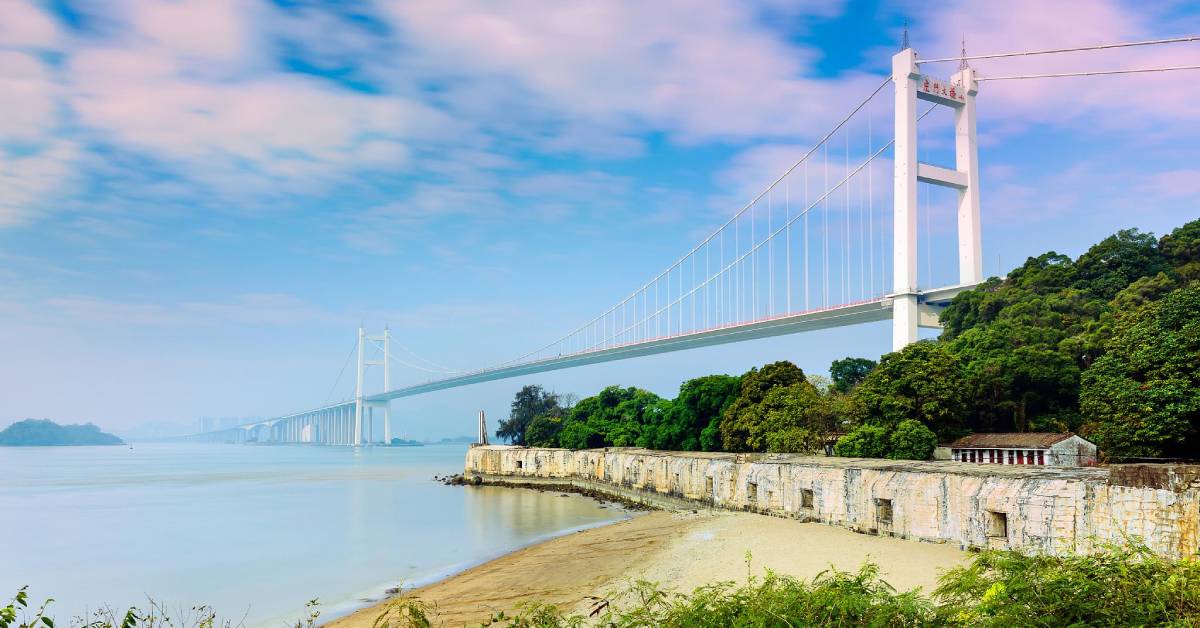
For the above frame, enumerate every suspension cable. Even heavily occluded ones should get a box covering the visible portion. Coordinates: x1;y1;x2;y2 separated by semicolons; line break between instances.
977;64;1200;81
323;340;359;404
918;35;1200;64
392;339;461;373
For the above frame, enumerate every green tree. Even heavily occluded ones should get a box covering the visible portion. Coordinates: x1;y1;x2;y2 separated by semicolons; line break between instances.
829;357;877;393
887;419;938;460
524;414;563;447
849;342;969;441
671;374;741;451
1080;284;1200;459
496;385;561;445
832;424;889;458
1160;218;1200;280
1072;228;1167;301
557;420;604;449
953;321;1081;433
719;361;807;452
739;382;824;452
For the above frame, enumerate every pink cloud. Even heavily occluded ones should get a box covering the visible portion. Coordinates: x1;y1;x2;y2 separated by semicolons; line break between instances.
380;0;876;143
921;0;1200;133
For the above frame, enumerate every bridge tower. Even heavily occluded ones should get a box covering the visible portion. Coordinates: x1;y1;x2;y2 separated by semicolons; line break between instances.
354;327;392;446
891;46;982;350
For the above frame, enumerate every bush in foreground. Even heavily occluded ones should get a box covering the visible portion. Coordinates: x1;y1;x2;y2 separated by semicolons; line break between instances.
10;542;1200;627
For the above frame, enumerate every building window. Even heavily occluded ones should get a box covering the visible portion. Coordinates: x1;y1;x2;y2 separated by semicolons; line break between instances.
801;488;815;509
706;477;714;495
515;460;523;470
876;498;893;525
987;511;1008;538
747;482;758;502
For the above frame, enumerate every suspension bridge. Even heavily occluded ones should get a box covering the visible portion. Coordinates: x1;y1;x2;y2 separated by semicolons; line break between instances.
183;38;1200;446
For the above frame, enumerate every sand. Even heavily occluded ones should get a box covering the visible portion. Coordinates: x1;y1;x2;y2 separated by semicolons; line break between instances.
327;510;968;627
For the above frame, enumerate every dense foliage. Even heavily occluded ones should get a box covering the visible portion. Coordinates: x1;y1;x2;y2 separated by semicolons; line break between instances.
496;385;564;446
0;419;123;447
367;542;1200;627
505;218;1200;461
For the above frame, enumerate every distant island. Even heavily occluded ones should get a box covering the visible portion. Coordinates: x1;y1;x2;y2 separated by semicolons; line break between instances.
0;419;125;446
431;435;476;444
389;437;423;447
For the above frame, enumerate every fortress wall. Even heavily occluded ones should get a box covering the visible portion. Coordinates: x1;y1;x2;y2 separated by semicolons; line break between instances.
464;446;1200;558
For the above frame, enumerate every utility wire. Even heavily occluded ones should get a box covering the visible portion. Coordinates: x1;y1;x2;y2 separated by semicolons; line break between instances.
918;35;1200;63
977;65;1200;81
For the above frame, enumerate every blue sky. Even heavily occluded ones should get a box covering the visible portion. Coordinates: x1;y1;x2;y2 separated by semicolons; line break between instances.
1;0;1197;438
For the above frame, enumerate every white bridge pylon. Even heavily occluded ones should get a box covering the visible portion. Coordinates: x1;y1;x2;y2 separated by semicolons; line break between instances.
185;45;984;446
892;47;982;349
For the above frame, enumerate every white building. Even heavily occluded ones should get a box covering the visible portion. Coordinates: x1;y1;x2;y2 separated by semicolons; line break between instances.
948;433;1098;467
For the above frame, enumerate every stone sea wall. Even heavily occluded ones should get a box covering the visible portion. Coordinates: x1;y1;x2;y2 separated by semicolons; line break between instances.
464;445;1200;559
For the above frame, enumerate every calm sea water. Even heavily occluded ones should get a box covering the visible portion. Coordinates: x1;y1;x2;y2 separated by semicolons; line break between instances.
0;443;628;626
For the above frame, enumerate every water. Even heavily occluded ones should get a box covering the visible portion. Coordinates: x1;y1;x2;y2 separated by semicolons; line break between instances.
0;443;628;626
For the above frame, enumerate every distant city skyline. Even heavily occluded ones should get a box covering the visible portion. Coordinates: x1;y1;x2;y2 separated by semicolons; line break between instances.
2;0;1198;439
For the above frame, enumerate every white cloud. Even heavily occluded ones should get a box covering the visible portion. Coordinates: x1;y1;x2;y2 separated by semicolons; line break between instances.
41;292;329;327
0;0;61;49
127;0;257;65
0;140;80;227
381;0;872;143
921;0;1200;133
0;50;60;144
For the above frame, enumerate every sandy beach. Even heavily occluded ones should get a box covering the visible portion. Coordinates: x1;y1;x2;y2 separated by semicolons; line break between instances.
329;509;968;627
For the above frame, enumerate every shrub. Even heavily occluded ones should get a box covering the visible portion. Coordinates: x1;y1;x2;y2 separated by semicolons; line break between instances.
832;425;890;458
887;420;937;461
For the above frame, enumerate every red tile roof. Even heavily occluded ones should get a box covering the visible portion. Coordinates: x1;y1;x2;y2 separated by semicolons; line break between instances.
948;432;1078;449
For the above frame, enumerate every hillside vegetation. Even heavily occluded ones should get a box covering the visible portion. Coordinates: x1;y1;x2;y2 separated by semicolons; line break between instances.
500;218;1200;461
0;419;124;447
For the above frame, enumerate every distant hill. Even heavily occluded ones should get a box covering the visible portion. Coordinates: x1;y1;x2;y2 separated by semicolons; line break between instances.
389;437;424;447
430;435;476;444
0;419;125;446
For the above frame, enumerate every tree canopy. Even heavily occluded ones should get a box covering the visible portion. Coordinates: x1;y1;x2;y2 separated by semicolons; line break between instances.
496;385;562;445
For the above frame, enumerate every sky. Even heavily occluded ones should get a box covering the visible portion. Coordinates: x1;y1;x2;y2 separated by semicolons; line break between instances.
1;0;1197;439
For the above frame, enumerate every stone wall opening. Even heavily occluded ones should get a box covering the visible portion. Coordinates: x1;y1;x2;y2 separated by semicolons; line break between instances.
705;476;714;496
515;460;523;470
876;498;894;525
748;481;758;502
801;488;815;509
988;511;1008;539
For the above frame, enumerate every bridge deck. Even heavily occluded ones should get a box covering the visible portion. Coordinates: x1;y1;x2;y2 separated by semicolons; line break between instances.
188;283;977;436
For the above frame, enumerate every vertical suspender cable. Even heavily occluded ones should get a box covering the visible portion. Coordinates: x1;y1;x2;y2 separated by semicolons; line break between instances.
868;101;875;297
823;141;829;307
844;128;850;304
786;176;791;312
